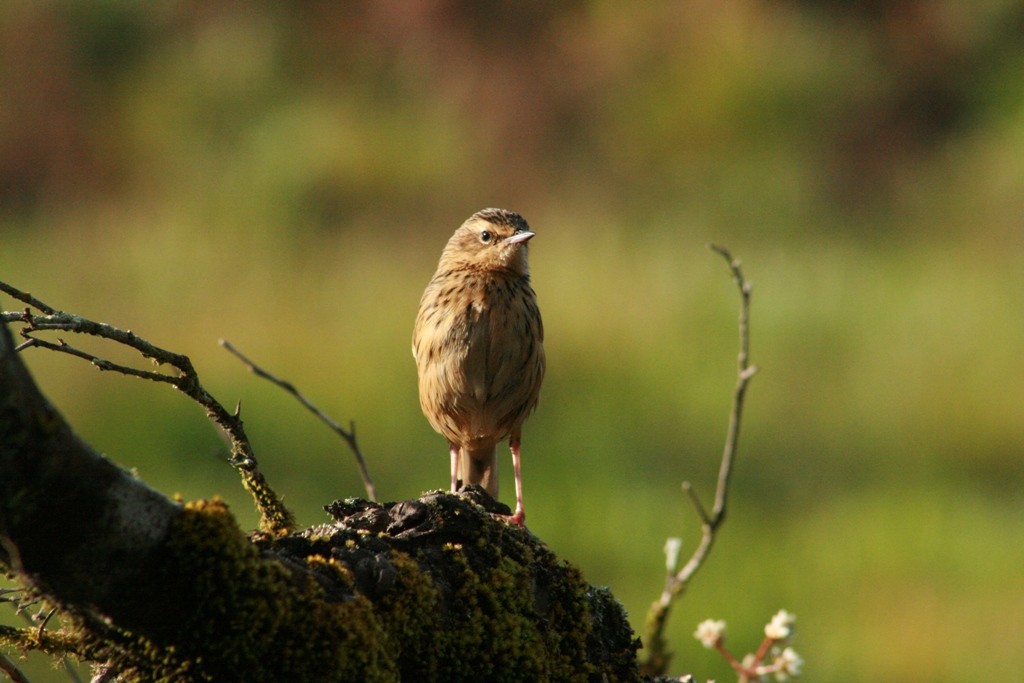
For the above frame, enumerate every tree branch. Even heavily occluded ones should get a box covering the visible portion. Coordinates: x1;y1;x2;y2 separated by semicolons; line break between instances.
0;310;641;680
0;282;54;315
219;339;378;502
0;315;182;633
640;244;759;676
0;281;294;535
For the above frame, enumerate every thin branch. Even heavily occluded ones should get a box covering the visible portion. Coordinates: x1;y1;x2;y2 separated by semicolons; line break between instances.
0;280;295;534
0;624;83;659
34;607;57;642
14;336;179;384
219;339;378;502
640;244;759;676
681;480;711;526
707;243;757;523
0;651;31;683
0;282;54;315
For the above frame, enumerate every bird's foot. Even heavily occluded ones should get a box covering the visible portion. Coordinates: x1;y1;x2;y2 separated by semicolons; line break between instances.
494;508;526;527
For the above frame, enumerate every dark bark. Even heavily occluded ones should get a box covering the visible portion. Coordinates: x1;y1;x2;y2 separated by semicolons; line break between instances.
0;317;179;626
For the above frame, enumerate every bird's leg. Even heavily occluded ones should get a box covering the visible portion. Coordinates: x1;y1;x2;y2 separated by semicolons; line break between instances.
507;436;526;526
449;443;461;493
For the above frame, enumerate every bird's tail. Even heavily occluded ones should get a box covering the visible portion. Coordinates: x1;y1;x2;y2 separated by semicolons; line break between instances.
461;444;498;498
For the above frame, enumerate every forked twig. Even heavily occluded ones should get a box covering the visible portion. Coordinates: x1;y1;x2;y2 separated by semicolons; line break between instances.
220;339;378;502
640;244;759;676
0;281;295;535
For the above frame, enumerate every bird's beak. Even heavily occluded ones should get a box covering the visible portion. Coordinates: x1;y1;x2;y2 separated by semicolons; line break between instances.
505;231;535;245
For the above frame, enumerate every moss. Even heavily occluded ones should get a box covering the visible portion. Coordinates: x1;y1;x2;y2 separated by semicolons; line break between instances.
308;489;642;682
98;498;398;682
11;492;640;682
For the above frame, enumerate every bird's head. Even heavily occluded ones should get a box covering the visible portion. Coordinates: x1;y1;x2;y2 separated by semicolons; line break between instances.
440;208;534;275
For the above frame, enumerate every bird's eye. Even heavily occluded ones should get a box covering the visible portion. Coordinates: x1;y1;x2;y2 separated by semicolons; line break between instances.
480;230;492;243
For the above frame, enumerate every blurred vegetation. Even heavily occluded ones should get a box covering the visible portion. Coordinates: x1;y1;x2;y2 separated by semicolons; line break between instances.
2;2;1023;681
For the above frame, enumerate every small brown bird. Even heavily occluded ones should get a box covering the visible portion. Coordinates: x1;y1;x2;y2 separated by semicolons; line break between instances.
412;208;545;525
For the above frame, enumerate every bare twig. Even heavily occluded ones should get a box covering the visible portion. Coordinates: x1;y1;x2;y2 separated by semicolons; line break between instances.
34;606;57;641
13;336;180;384
0;281;295;534
0;282;54;315
220;339;378;502
640;244;759;676
0;651;31;683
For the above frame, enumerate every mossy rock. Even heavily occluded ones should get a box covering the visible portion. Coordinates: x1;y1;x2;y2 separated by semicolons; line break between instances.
75;489;640;682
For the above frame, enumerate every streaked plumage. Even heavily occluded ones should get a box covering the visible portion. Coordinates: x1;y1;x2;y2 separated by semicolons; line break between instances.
412;208;545;525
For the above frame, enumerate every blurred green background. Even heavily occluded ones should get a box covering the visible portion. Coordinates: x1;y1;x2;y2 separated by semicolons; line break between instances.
2;2;1023;681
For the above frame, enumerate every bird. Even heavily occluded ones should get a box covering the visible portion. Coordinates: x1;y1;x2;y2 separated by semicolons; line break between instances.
412;208;545;526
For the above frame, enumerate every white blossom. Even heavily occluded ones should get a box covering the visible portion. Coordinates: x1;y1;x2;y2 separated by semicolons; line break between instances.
764;609;796;640
773;647;803;680
693;619;726;649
